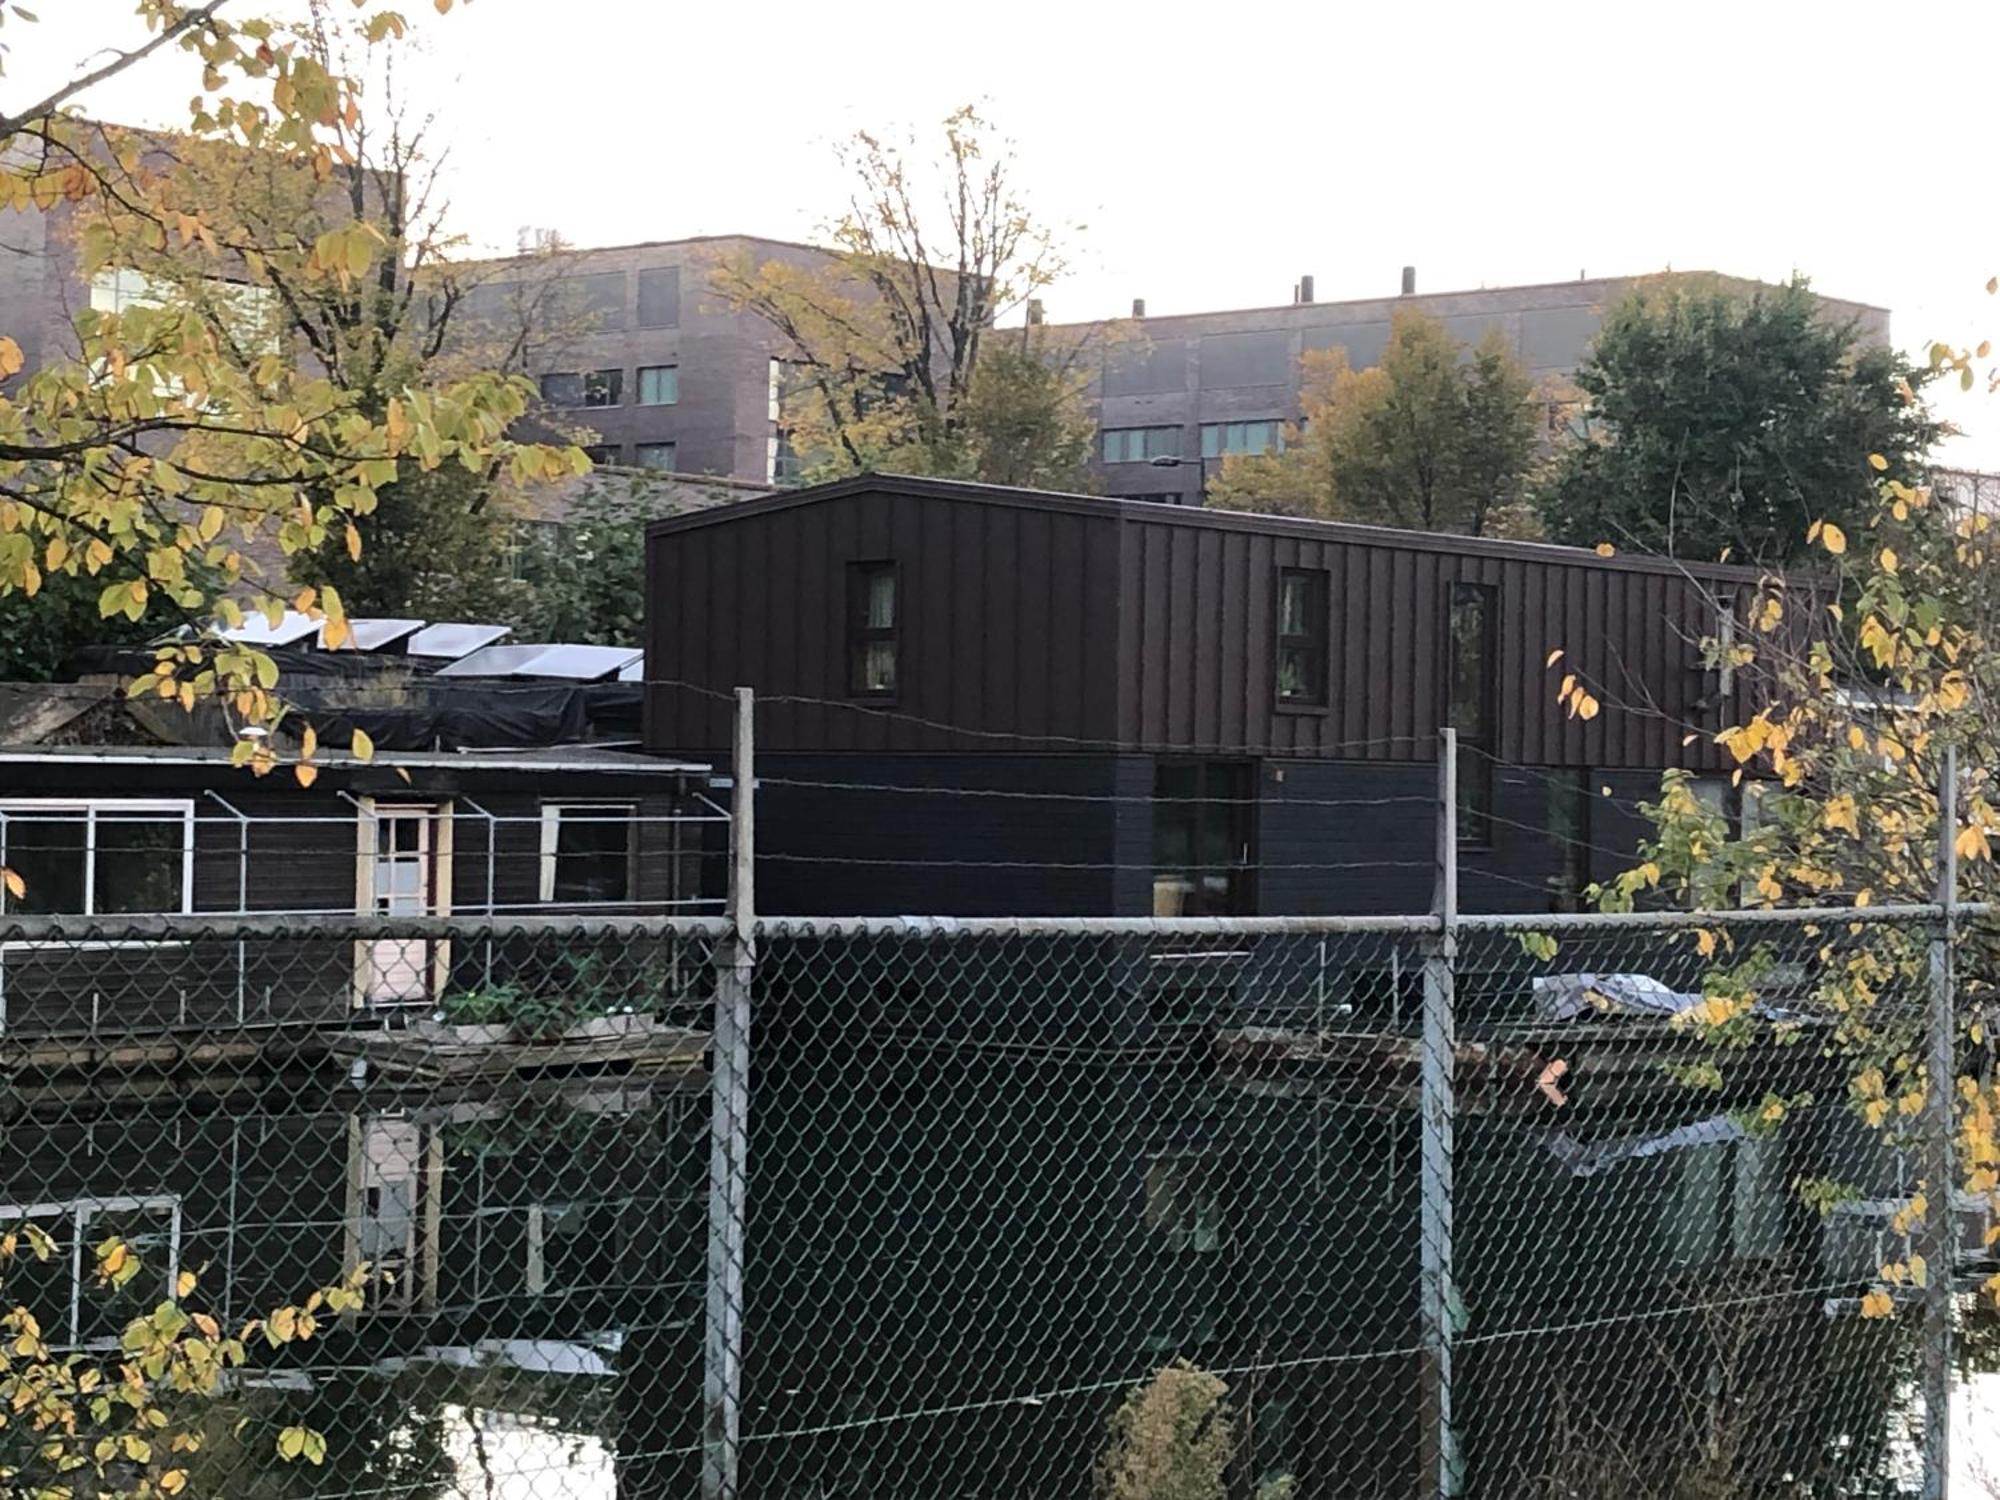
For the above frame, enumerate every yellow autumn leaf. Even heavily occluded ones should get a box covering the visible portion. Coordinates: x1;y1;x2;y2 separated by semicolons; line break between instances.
0;336;23;378
1860;1289;1895;1319
176;1270;196;1299
351;727;375;763
1820;523;1847;556
1880;547;1898;574
2;866;22;900
294;762;318;789
1867;452;1889;472
1545;647;1564;668
1594;542;1615;557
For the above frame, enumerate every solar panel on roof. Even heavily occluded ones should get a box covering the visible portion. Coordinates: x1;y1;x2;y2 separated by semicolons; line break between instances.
432;644;548;677
405;622;512;659
322;617;425;651
522;645;644;681
433;643;644;681
221;610;319;648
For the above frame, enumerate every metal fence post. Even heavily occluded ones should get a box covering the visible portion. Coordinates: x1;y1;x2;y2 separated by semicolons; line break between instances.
1419;727;1462;1499
702;686;756;1500
1923;743;1958;1500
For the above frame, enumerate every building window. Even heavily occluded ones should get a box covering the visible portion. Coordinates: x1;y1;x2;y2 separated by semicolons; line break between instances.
539;369;622;408
0;1196;181;1348
1152;762;1254;916
636;266;680;329
582;444;620;466
637;365;679;406
1143;1155;1222;1254
1102;426;1181;464
1275;568;1328;706
1715;589;1742;700
847;562;898;696
540;803;639;904
560;271;626;332
1446;583;1496;846
0;801;192;915
771;431;803;486
634;442;677;472
1200;420;1282;459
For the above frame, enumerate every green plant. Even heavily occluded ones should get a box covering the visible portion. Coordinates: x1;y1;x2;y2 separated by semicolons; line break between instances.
438;981;532;1028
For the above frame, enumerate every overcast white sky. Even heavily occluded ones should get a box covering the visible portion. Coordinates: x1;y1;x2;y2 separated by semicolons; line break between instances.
27;0;2000;461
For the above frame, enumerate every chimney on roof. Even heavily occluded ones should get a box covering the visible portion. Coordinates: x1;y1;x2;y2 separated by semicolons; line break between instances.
1296;274;1315;304
1400;265;1417;296
1132;297;1146;319
1027;299;1044;325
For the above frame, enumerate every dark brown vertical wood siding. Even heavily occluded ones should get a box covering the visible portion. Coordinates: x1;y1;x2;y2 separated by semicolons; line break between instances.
644;480;1751;771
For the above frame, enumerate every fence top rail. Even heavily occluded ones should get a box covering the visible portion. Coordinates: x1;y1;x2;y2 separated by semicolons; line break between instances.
752;914;1445;938
1457;901;1986;933
0;913;735;942
751;903;1992;939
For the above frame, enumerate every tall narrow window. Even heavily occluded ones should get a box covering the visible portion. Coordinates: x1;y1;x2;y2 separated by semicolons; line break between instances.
637;365;679;406
1274;568;1328;706
1446;583;1496;846
1152;762;1255;916
847;562;898;696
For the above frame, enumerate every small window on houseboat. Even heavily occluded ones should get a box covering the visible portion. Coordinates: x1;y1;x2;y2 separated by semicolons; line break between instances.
540;803;639;904
0;801;192;915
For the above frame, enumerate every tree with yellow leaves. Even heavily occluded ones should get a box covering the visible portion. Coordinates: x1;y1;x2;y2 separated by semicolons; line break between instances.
0;1;577;746
0;1226;369;1498
1568;337;2000;1325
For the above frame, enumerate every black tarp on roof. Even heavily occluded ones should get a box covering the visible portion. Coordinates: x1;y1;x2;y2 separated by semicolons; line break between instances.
73;646;642;751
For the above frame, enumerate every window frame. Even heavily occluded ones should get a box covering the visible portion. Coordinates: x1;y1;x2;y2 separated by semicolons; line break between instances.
0;799;196;917
0;1194;182;1349
846;560;900;699
1101;426;1181;464
634;442;677;472
1142;1153;1224;1255
1443;582;1498;849
1273;567;1329;710
1151;760;1257;917
538;802;641;905
636;364;679;407
1199;420;1283;460
540;369;624;409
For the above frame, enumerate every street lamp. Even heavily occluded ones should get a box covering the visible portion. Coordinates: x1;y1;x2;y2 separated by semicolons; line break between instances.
1147;451;1209;504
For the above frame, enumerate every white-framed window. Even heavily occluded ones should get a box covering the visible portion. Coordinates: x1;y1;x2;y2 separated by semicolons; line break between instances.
539;803;639;904
89;269;278;356
0;1195;181;1348
0;800;194;916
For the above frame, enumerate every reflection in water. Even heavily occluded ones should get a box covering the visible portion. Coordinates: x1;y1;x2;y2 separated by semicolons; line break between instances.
11;1060;2000;1497
438;1403;614;1500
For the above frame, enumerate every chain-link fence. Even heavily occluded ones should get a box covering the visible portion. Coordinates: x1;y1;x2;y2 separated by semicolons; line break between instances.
0;905;1980;1499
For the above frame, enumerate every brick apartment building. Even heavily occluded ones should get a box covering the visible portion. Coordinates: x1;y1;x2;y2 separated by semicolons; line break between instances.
1043;269;1893;506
